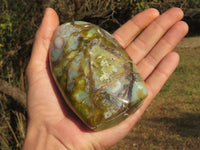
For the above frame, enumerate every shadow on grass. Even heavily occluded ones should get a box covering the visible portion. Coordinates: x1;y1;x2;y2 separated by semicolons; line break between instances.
151;113;200;138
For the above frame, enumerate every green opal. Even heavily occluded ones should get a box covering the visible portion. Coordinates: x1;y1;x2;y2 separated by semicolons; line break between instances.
49;21;148;131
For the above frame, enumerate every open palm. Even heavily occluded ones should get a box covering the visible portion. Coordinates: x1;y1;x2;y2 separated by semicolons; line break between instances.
23;8;188;150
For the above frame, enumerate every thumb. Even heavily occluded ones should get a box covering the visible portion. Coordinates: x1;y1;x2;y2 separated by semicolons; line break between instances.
27;8;59;73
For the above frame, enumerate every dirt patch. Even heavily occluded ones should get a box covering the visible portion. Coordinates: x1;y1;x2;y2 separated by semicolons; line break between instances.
177;36;200;48
109;36;200;150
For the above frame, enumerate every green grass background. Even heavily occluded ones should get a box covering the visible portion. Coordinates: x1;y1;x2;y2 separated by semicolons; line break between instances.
1;0;200;149
110;37;200;150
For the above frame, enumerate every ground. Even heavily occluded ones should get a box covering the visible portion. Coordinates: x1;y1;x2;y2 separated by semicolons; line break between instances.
0;36;199;150
109;36;200;150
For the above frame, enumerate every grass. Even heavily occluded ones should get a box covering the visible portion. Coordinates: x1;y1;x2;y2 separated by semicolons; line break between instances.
110;38;200;150
1;1;200;149
0;95;26;150
1;37;199;150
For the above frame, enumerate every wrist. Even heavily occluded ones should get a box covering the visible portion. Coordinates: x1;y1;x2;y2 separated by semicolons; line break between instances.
22;121;69;150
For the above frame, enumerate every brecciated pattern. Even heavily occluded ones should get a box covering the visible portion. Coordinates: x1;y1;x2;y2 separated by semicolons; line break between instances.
49;21;148;131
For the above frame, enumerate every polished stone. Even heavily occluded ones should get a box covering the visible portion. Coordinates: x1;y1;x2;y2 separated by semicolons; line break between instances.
49;21;148;131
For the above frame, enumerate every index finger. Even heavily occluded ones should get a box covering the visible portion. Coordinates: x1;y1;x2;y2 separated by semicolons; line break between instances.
113;8;160;48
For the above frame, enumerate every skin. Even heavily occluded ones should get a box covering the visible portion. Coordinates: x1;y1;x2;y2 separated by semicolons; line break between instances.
23;8;188;150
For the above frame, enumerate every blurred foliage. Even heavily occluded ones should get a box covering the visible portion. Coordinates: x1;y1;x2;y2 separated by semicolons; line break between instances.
43;0;149;32
184;0;200;8
0;0;200;149
0;94;26;149
0;0;43;88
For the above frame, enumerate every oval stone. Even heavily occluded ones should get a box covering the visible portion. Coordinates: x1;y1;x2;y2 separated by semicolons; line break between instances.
49;21;148;131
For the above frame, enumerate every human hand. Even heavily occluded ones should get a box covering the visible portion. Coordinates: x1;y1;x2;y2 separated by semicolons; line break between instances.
23;8;188;150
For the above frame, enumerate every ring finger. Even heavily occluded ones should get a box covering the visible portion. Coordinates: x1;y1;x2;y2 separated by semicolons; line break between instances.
138;21;189;79
126;8;184;64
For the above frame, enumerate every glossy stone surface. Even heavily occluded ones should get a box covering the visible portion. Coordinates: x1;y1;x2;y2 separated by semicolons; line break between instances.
49;21;148;131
